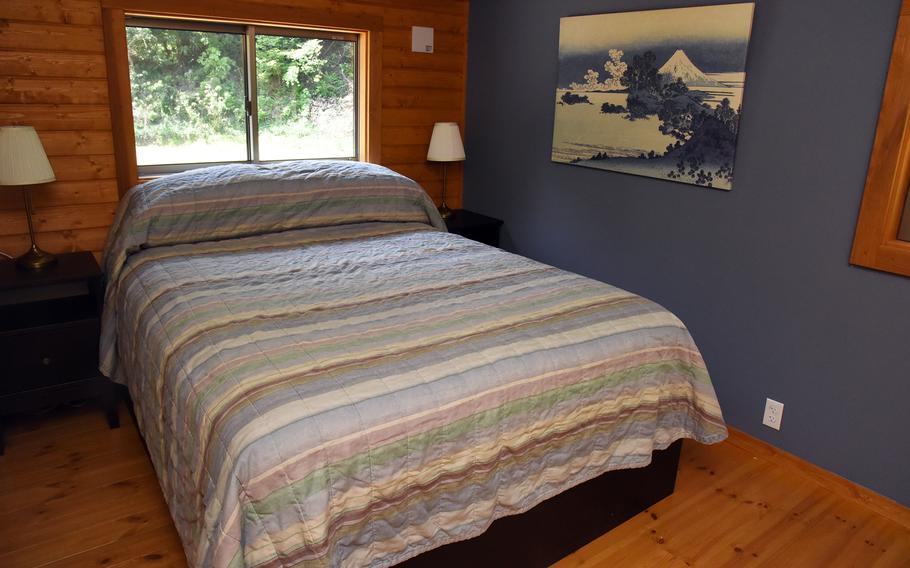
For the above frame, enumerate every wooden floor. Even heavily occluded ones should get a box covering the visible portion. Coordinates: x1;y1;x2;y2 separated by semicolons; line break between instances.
0;404;908;567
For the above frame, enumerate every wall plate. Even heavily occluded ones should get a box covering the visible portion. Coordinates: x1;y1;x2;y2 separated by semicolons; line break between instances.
412;26;434;53
762;398;784;430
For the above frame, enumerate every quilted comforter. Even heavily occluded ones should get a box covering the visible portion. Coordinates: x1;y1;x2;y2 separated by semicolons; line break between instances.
100;161;726;568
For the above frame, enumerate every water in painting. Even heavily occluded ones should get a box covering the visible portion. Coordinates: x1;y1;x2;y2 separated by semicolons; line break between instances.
552;3;755;190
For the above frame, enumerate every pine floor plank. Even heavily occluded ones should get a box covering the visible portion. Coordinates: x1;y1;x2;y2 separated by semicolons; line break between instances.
0;405;907;567
555;441;910;568
39;519;184;568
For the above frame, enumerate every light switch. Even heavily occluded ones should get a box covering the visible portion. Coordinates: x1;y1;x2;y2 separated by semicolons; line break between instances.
412;26;434;53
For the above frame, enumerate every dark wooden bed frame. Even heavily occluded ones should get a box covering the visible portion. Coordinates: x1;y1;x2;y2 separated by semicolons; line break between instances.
120;387;681;567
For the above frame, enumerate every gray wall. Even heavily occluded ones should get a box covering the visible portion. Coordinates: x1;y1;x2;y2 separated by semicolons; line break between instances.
464;0;910;505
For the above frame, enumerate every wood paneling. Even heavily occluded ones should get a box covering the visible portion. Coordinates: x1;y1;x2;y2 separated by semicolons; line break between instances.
383;68;465;90
0;179;118;209
382;107;462;126
0;77;110;104
0;0;103;26
36;130;115;156
0;2;117;259
0;104;112;130
0;51;108;78
46;155;117;180
0;0;468;259
1;410;908;567
0;202;117;235
0;22;106;53
0;227;111;257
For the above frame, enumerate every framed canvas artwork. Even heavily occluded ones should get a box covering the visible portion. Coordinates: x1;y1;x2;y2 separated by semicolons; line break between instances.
551;3;755;190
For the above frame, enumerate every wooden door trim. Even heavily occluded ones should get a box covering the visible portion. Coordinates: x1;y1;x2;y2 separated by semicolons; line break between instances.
850;0;910;277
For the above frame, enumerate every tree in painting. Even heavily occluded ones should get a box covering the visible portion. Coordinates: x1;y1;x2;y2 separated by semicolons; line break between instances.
551;3;755;190
569;49;628;92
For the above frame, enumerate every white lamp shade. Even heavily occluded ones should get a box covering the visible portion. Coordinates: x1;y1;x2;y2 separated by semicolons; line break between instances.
0;126;56;186
427;122;465;162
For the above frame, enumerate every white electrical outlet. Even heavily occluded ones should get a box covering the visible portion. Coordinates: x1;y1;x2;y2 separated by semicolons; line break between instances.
762;398;784;430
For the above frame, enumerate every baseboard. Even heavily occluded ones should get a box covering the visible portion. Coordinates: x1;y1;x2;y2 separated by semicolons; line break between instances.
725;427;910;531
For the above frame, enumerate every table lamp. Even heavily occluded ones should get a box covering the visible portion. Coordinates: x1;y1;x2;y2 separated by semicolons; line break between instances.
0;126;57;270
427;122;465;220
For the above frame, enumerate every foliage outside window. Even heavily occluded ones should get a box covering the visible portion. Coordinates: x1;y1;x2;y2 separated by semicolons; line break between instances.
125;19;357;174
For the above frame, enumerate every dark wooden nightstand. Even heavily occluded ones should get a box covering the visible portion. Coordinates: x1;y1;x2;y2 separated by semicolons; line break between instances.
445;209;504;247
0;251;119;454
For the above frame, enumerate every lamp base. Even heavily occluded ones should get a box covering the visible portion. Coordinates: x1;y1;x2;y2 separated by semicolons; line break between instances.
16;244;57;271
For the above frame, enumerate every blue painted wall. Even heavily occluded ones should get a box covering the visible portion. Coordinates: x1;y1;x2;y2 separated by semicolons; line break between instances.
464;0;910;505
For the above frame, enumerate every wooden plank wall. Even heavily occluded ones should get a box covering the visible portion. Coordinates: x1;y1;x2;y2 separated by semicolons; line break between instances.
0;0;469;260
0;0;117;259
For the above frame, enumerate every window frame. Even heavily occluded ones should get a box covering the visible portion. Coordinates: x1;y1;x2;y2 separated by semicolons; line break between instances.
125;17;361;176
850;0;910;278
101;0;382;195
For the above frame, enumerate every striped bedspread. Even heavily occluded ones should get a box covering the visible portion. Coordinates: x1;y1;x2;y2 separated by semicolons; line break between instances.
100;160;444;378
100;161;726;567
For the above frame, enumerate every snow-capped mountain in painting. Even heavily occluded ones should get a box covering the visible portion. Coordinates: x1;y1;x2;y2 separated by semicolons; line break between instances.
658;49;723;87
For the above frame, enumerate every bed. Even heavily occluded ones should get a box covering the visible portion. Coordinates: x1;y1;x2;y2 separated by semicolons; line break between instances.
99;160;726;568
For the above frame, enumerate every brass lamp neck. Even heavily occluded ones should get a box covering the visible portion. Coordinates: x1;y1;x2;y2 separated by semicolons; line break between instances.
439;162;452;220
14;185;57;271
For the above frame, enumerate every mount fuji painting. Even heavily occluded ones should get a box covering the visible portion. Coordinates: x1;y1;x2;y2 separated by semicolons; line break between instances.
552;3;755;190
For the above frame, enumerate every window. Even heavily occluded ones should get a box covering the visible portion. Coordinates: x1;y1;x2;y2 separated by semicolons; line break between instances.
125;18;358;175
850;0;910;278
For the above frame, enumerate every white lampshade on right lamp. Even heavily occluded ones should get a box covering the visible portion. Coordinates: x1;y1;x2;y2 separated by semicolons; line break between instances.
427;122;465;219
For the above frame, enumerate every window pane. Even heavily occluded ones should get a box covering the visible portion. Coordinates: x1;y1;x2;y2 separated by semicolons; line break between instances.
256;35;356;160
126;26;247;166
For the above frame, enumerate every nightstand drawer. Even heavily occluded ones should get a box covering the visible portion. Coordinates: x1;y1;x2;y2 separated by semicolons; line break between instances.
0;318;100;395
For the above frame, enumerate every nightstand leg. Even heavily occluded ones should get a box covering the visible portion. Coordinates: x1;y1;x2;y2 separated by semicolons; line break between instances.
105;406;120;429
103;383;120;429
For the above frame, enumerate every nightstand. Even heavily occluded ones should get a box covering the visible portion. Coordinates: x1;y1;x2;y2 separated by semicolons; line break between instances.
445;209;504;247
0;251;119;455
